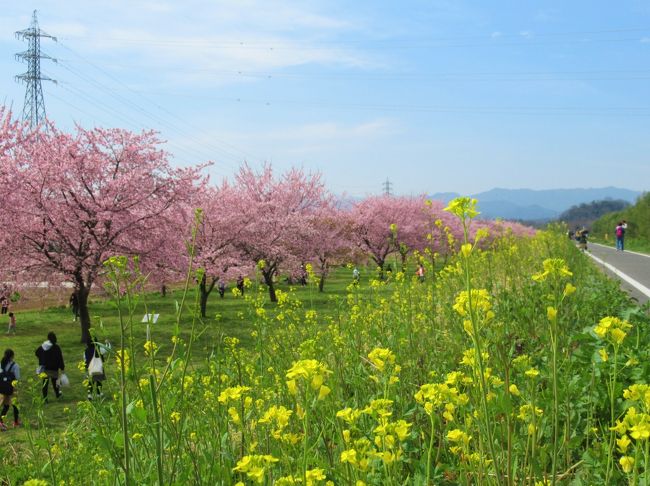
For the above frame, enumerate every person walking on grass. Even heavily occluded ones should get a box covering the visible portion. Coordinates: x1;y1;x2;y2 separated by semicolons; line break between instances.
6;312;16;335
0;349;21;430
416;264;425;282
84;336;105;400
35;332;65;401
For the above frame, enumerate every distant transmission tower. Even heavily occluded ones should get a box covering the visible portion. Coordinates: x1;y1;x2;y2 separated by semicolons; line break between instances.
15;10;57;129
382;178;393;196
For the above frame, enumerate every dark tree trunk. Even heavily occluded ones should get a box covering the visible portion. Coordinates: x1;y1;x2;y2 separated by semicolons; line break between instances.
161;283;167;297
199;274;217;318
262;269;277;302
77;284;92;344
318;259;328;292
200;287;208;318
373;258;385;280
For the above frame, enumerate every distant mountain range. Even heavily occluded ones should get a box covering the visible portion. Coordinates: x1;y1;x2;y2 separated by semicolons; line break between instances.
430;187;642;221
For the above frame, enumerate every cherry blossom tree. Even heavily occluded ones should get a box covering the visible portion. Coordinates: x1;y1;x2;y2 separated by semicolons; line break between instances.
191;183;250;317
0;123;202;342
351;196;430;276
231;164;326;302
308;203;354;292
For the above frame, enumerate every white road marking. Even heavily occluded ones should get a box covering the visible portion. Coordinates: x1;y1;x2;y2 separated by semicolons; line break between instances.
586;251;650;299
591;242;650;259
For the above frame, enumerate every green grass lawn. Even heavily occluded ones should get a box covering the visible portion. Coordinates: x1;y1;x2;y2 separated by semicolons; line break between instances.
1;265;391;445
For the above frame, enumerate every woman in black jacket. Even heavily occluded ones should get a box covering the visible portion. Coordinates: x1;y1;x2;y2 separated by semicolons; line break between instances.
35;332;65;401
0;349;21;430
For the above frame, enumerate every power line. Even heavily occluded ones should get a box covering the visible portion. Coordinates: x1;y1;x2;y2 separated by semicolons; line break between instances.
80;26;650;50
58;62;650;82
15;10;57;129
53;60;245;169
47;85;232;177
56;41;261;168
120;94;650;117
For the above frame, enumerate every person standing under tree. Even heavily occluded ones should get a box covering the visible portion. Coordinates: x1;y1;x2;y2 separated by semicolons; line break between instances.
0;297;8;315
69;292;79;322
0;349;21;430
35;332;65;401
352;267;360;284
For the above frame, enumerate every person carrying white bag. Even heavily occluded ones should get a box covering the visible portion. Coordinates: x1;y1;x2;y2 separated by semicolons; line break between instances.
84;335;105;400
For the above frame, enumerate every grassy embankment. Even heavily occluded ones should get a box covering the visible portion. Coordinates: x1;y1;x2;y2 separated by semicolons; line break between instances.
0;265;376;445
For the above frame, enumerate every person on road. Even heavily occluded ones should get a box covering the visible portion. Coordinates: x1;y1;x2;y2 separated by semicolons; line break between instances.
577;228;589;251
35;332;65;401
0;349;21;430
615;221;625;251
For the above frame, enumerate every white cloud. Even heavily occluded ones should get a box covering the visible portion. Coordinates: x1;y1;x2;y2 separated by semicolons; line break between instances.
519;30;533;39
491;31;502;39
32;1;375;87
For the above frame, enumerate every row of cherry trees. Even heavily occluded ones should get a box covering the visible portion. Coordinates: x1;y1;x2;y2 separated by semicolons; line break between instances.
0;111;534;341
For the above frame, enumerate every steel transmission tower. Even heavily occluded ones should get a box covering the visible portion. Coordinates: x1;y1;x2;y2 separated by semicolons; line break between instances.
15;10;57;129
382;178;393;196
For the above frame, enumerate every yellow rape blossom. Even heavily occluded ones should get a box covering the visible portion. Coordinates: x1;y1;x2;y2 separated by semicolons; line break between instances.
619;455;634;473
285;359;331;400
524;368;540;379
444;196;480;220
617;435;631;453
232;455;278;484
599;348;609;362
367;348;395;372
341;449;357;464
531;258;573;282
453;289;493;318
143;340;158;356
593;316;632;346
447;429;471;445
218;385;251;404
115;349;130;372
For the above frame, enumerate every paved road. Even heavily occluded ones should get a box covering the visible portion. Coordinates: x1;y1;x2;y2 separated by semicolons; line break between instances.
586;243;650;305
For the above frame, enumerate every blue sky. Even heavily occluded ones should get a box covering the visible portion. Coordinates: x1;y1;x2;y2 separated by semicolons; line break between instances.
1;1;649;196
